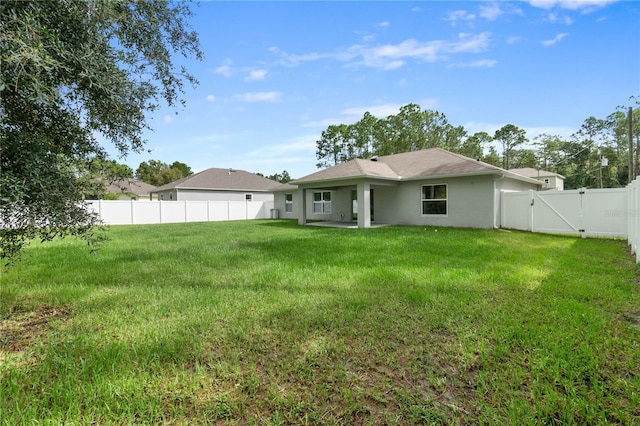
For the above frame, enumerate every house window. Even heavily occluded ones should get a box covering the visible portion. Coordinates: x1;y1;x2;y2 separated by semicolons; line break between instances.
544;178;550;184
160;194;164;200
245;193;253;202
169;193;173;200
313;191;332;214
422;184;447;215
285;193;293;213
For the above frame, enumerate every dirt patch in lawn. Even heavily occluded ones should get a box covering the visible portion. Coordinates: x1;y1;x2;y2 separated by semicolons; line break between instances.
0;305;70;356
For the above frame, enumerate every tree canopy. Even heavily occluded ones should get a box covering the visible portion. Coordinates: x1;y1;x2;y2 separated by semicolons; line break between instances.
0;0;202;263
136;160;193;186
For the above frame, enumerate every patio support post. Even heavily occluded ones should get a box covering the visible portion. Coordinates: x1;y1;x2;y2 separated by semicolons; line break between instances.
357;181;371;228
298;188;307;225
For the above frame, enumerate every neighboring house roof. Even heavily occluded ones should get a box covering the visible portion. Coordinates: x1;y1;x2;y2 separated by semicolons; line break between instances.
107;178;157;197
151;168;281;193
509;167;565;179
292;148;542;186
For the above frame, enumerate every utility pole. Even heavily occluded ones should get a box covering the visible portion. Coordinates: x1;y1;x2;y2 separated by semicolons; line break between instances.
630;106;635;182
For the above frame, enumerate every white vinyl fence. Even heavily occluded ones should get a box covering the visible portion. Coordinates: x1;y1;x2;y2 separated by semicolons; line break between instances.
627;179;640;263
85;200;274;225
501;184;640;264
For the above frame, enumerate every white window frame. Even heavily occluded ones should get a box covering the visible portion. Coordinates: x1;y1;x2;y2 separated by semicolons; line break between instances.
245;193;253;202
421;184;447;216
285;193;293;213
313;191;332;214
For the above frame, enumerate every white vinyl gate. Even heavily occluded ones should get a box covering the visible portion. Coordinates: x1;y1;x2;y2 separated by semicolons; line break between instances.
501;188;627;238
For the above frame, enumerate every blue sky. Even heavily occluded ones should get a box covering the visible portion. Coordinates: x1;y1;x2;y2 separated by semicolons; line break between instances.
112;0;639;179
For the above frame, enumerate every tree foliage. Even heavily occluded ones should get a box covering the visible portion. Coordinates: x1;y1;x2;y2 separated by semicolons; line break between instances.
135;160;193;186
0;0;202;263
257;170;292;184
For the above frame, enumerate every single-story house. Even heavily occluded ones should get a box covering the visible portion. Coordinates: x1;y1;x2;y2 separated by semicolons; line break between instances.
273;148;543;229
508;167;565;190
107;178;158;200
150;167;280;202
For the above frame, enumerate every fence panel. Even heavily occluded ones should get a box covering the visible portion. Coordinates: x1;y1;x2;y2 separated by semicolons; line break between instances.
132;201;160;224
501;188;628;240
583;188;627;238
86;200;272;225
532;190;582;235
186;201;209;222
500;191;531;231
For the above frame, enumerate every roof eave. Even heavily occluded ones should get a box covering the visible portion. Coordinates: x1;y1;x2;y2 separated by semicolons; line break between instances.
293;170;543;187
292;174;401;187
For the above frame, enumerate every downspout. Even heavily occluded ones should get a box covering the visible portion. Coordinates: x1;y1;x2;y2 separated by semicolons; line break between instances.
493;173;506;229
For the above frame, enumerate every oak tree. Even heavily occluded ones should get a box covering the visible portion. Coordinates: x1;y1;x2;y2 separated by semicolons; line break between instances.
1;0;202;262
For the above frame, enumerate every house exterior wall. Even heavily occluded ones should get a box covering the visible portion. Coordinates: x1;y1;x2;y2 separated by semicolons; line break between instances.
529;175;564;190
155;189;274;202
273;191;302;219
288;174;540;229
373;175;496;228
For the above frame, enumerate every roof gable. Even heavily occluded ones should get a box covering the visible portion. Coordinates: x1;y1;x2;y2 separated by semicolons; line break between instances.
153;168;280;192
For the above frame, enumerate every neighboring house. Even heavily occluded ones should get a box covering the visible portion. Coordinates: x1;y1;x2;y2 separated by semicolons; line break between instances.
106;178;158;200
508;168;565;190
150;167;280;202
274;148;542;229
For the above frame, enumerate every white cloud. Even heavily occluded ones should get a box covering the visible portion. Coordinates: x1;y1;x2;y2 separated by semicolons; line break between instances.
205;94;216;102
352;32;491;69
379;21;390;28
545;12;575;24
233;91;282;103
214;65;233;77
479;3;504;20
445;10;476;24
448;59;498;68
245;69;268;81
507;36;523;44
528;0;619;11
542;32;569;46
269;32;491;70
163;115;174;124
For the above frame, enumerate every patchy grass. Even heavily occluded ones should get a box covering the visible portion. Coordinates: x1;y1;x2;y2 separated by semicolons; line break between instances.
1;220;639;425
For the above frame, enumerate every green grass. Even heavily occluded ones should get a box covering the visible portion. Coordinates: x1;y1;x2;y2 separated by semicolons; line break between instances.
1;220;639;425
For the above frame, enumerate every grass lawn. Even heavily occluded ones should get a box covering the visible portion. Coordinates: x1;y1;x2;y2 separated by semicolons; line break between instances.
1;220;639;425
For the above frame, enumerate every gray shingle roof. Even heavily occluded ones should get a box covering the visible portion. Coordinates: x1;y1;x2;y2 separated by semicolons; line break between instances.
107;178;157;196
152;168;281;192
509;167;565;179
292;148;523;184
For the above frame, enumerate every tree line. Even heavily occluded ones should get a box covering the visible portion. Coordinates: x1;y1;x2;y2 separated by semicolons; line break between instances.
315;101;639;189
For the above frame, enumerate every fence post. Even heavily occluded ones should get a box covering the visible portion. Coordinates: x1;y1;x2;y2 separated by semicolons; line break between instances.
131;199;135;225
529;190;535;233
